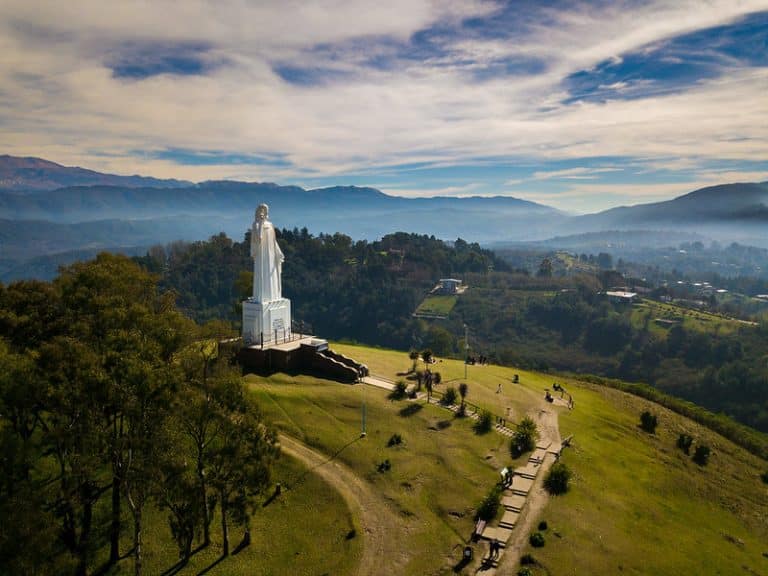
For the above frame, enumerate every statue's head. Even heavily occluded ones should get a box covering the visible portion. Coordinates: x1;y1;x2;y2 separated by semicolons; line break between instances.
255;203;269;221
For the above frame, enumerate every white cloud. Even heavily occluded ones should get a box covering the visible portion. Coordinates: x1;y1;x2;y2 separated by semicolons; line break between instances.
0;0;766;202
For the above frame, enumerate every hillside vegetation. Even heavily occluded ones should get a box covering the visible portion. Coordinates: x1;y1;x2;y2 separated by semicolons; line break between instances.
331;344;768;575
139;230;768;433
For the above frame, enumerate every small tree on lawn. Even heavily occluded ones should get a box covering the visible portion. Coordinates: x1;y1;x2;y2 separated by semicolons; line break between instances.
693;444;711;466
473;410;492;434
425;376;433;403
640;411;658;434
676;433;693;454
408;350;419;372
442;386;458;406
458;383;468;410
421;348;433;366
511;417;539;458
544;462;571;495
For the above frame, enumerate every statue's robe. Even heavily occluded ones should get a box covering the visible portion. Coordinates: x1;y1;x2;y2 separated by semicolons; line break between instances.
251;219;284;302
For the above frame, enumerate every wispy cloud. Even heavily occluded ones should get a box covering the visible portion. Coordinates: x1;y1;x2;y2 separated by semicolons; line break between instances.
0;0;766;213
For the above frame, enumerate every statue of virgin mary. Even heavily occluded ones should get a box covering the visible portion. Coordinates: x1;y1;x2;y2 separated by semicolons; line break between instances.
250;204;283;302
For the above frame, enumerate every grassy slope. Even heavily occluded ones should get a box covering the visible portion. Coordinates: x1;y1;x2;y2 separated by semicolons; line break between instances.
632;300;746;336
105;454;361;576
333;344;768;575
246;372;509;574
415;294;458;316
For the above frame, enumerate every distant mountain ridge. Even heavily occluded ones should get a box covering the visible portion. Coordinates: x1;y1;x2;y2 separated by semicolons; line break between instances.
571;182;768;230
0;155;193;192
1;154;767;282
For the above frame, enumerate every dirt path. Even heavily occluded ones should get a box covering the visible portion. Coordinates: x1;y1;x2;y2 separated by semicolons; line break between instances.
277;433;408;576
492;403;563;575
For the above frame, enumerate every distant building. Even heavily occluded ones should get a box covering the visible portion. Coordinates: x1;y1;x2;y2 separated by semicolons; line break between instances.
604;290;638;304
439;278;463;294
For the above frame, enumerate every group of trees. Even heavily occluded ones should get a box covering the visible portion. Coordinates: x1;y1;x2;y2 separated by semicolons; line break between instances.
137;230;510;352
0;254;278;575
135;230;768;434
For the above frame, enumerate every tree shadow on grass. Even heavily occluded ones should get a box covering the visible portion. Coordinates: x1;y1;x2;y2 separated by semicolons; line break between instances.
196;555;226;575
398;403;423;417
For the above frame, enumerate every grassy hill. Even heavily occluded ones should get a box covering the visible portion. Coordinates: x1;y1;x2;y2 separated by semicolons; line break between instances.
256;344;767;575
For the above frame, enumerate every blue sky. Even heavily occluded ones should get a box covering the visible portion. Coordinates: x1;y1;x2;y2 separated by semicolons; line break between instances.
1;0;767;212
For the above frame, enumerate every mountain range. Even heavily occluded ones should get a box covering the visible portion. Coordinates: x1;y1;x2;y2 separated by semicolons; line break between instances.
0;155;766;281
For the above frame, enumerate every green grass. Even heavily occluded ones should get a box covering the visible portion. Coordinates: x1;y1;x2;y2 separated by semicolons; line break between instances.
515;381;768;575
103;454;361;575
632;300;747;336
415;294;458;316
246;372;509;574
332;344;768;575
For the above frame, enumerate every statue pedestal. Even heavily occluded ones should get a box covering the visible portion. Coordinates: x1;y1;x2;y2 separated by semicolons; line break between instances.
242;297;292;347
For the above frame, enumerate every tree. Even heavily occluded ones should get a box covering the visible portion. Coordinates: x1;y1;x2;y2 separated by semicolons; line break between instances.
693;444;711;466
511;417;539;457
208;394;278;555
408;349;419;372
640;411;658;434
442;386;458;406
537;257;553;278
676;433;694;454
544;462;572;495
458;382;468;410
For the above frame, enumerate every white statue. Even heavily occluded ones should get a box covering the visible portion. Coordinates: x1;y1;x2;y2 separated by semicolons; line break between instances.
250;204;284;302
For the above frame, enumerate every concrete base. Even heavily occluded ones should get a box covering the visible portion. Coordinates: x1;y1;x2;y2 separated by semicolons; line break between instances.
237;337;368;384
242;297;291;346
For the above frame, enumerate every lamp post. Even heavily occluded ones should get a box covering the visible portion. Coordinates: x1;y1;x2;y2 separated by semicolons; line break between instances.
464;323;469;379
361;379;367;438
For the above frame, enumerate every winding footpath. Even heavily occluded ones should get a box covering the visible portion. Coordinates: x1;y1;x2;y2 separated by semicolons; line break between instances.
492;403;563;574
277;433;408;576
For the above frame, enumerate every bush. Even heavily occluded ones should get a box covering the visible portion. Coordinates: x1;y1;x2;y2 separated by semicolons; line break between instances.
676;433;694;454
761;471;768;484
377;459;392;473
387;433;402;447
473;410;493;434
442;386;458;406
544;462;571;495
389;380;407;400
517;569;533;576
511;417;539;457
538;520;548;531
693;444;711;466
476;484;502;522
529;532;545;547
520;553;536;565
640;410;658;433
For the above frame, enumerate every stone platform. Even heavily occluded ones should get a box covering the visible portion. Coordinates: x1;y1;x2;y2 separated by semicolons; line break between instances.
235;337;367;384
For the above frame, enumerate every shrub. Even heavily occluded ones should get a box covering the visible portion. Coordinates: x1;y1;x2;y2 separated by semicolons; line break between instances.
377;459;392;473
761;471;768;484
529;532;545;547
693;444;711;466
473;410;493;434
458;382;469;406
389;380;407;400
640;410;658;433
387;433;402;447
511;417;539;457
442;386;458;406
676;433;694;454
476;484;502;522
517;569;533;576
520;553;536;565
538;520;548;531
544;462;572;495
